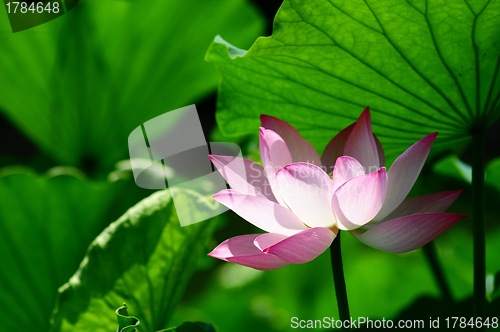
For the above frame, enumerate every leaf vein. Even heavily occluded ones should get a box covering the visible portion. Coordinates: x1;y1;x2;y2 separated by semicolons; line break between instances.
424;0;474;119
289;0;468;125
257;55;458;129
325;0;384;34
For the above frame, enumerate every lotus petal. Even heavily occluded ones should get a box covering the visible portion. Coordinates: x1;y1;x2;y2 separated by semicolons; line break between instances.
275;163;336;228
343;108;380;172
352;212;465;253
382;189;463;221
209;234;289;270
258;228;336;264
261;115;321;165
332;167;388;230
213;189;308;235
210;155;277;202
374;133;438;221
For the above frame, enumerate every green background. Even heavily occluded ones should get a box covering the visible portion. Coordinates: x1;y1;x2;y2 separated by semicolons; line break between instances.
0;0;499;331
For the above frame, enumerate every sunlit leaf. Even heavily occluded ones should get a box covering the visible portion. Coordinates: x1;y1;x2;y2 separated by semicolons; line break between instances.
116;304;140;332
0;167;139;332
0;0;264;172
207;0;500;163
486;157;500;192
50;188;222;332
433;155;472;184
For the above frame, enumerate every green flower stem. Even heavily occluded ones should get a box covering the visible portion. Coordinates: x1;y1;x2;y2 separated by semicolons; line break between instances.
330;232;350;326
422;242;453;302
472;130;485;321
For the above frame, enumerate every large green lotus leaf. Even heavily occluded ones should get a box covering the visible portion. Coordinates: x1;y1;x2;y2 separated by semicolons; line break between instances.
0;0;264;172
207;0;500;162
486;157;500;192
50;188;221;332
0;167;141;332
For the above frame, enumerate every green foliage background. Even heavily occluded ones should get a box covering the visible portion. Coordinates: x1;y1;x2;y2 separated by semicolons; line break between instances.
0;0;499;331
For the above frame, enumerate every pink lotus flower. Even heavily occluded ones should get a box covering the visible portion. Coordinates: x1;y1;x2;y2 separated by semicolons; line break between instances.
208;108;465;270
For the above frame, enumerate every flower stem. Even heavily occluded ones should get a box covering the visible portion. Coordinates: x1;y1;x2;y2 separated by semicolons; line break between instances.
472;130;485;321
330;232;350;326
422;242;453;302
